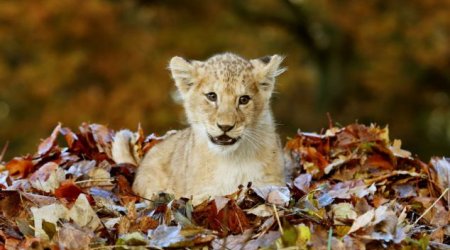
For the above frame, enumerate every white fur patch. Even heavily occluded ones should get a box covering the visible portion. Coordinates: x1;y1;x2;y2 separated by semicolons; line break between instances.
212;157;264;195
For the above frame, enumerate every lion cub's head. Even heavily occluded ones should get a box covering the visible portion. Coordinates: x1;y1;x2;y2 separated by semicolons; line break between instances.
169;53;285;153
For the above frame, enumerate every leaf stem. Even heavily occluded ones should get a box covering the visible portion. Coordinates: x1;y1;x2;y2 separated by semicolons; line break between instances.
272;203;284;235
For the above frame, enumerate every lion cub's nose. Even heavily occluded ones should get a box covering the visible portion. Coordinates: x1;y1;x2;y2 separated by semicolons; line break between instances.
217;124;235;132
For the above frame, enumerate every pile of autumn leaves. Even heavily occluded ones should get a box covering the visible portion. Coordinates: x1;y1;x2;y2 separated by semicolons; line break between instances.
0;123;449;249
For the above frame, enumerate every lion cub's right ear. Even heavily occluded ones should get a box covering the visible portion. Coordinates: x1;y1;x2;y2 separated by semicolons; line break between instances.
169;56;196;96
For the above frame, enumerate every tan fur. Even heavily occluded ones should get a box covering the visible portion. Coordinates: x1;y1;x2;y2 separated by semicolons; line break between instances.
112;53;287;202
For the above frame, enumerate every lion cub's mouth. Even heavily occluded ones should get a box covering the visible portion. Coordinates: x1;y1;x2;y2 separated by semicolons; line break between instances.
209;134;240;146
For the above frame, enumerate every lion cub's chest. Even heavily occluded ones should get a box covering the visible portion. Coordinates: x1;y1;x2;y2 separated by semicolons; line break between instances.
189;156;265;196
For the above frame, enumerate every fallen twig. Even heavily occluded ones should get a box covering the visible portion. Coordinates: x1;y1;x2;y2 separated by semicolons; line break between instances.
413;187;449;226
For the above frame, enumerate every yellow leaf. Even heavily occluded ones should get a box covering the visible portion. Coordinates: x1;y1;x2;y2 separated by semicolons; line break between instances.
296;224;311;247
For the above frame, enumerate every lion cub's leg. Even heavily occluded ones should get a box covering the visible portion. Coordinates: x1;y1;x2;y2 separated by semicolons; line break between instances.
132;129;190;199
132;140;178;199
112;130;175;199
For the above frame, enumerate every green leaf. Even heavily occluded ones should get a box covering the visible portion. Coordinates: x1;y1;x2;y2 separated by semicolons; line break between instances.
42;219;56;240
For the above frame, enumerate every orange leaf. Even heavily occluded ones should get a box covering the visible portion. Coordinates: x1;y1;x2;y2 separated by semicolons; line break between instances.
365;154;394;170
138;216;159;232
5;157;34;179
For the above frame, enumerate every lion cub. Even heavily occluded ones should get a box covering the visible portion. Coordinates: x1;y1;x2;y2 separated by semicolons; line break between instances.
112;53;286;201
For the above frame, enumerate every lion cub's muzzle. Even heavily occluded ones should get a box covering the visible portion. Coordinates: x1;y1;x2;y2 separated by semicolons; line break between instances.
209;134;240;146
208;123;241;145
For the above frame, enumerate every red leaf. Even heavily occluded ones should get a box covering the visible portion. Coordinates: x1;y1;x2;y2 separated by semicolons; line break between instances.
5;156;34;179
54;180;83;203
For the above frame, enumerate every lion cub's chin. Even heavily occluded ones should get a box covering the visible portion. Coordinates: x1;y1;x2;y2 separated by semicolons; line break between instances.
207;137;242;155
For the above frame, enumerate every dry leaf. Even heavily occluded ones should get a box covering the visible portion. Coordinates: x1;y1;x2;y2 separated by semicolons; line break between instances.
148;225;183;248
31;203;69;240
56;223;93;250
5;157;34;178
68;194;101;230
1;122;447;248
253;186;290;205
29;162;65;193
348;208;375;234
37;123;62;156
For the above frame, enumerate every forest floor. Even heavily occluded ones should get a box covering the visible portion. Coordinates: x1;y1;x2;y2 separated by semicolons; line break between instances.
0;122;449;249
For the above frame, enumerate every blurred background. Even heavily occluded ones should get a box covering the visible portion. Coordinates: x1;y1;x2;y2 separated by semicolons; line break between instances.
0;0;449;161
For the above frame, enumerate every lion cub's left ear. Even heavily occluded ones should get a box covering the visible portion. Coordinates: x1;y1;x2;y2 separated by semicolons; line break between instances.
251;55;286;93
169;56;197;96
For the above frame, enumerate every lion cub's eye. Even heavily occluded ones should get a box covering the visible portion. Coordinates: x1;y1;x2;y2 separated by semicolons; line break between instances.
239;95;251;105
205;92;217;102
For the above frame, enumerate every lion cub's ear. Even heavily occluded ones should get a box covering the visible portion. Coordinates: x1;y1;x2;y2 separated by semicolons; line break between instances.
169;56;197;96
251;55;286;93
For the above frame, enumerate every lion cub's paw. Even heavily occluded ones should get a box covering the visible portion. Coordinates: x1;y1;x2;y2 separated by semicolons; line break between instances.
112;129;137;165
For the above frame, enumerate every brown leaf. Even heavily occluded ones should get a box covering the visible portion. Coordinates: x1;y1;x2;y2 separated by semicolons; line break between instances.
59;127;78;149
110;163;136;183
37;123;62;156
138;216;159;232
0;230;21;250
89;123;114;147
193;199;250;237
430;157;450;200
301;147;329;177
365;154;394;170
335;124;382;148
20;192;58;207
116;175;138;204
348;208;375;234
0;190;21;217
56;223;94;250
29;162;64;193
211;229;253;249
117;216;131;235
